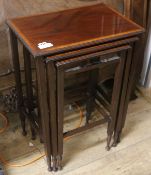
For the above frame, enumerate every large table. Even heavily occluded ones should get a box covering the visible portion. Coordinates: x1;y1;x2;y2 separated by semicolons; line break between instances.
7;3;144;171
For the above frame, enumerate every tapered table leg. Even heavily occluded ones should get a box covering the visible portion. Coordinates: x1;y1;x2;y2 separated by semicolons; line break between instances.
113;41;141;146
23;46;36;140
35;72;43;143
106;51;127;150
112;48;133;146
56;67;64;170
46;61;58;171
35;57;52;171
9;29;26;136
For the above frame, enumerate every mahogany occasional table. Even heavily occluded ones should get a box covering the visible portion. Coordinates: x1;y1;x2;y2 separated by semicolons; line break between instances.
7;3;144;171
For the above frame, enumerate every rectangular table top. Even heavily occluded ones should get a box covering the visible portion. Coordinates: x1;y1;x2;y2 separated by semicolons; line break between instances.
7;3;144;57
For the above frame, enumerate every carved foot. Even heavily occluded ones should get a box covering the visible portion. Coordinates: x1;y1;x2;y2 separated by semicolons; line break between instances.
57;155;63;171
48;167;52;172
47;158;52;172
106;145;111;151
112;131;121;147
52;156;58;172
106;134;112;151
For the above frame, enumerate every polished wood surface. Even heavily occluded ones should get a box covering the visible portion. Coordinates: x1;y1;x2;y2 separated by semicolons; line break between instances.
7;3;144;57
7;2;145;172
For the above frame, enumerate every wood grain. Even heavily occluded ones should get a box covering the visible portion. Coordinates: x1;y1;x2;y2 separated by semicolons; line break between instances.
7;3;143;57
0;1;122;88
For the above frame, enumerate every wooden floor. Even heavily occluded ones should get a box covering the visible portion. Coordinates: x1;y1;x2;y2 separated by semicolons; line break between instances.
1;89;151;175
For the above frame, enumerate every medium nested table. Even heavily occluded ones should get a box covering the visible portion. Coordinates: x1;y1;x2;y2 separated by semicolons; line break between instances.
7;3;144;171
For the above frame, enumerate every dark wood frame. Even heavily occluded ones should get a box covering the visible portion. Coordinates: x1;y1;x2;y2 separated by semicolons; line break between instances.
55;45;131;169
7;3;144;172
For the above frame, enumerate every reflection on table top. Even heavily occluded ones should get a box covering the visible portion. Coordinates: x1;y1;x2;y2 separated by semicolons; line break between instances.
7;3;144;57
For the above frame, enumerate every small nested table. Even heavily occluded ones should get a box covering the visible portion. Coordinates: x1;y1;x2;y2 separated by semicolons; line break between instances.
7;3;144;171
55;45;131;169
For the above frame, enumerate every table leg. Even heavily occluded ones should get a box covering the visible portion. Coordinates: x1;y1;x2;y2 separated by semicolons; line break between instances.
113;42;140;146
56;67;64;170
23;46;36;140
112;48;133;146
35;73;43;143
106;51;126;150
46;61;58;171
35;57;52;171
9;29;26;136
